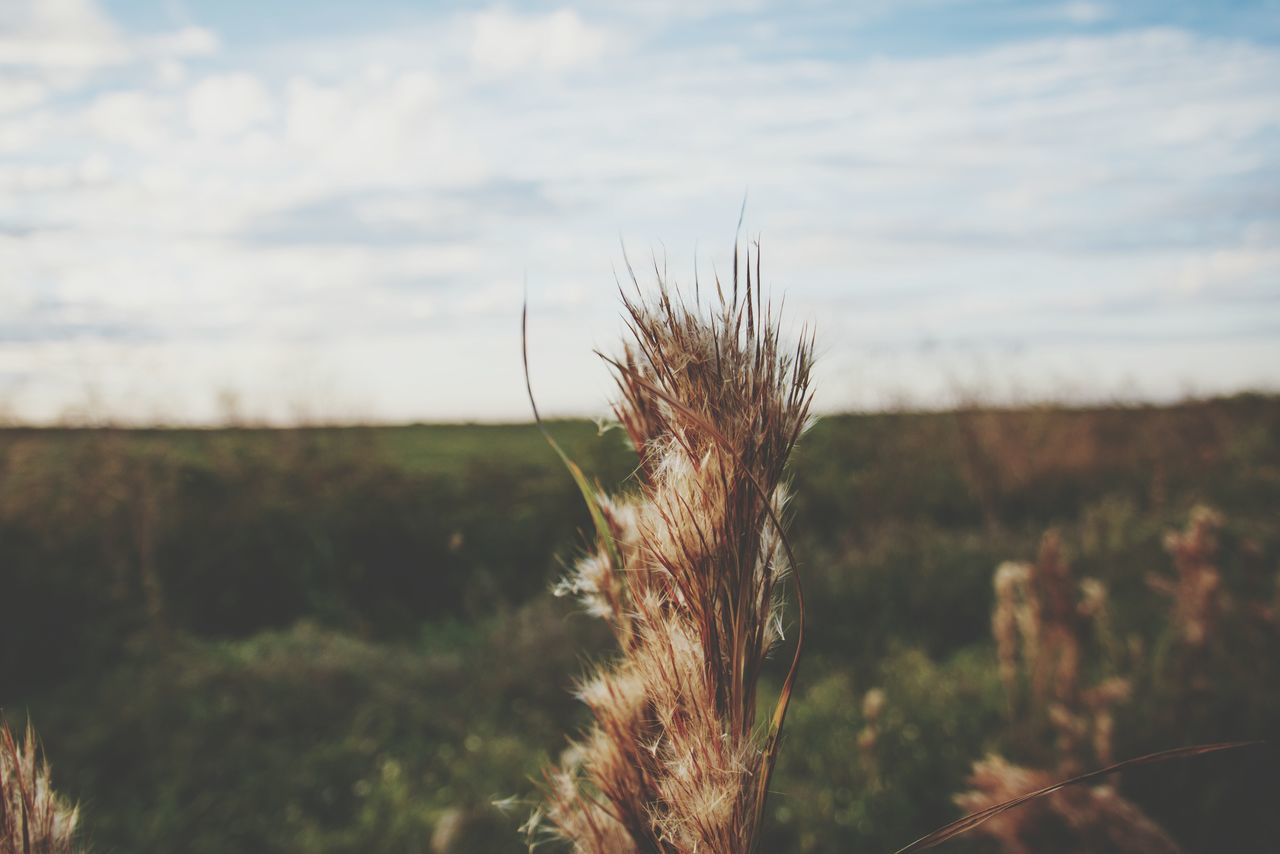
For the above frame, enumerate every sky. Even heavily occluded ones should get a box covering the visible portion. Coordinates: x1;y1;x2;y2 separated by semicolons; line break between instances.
1;0;1278;424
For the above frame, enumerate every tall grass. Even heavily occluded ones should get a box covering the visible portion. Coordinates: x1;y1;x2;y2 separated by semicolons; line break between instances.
1;720;78;854
950;503;1276;854
529;245;814;852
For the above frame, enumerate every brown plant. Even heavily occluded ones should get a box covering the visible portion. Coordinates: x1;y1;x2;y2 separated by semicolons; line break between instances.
992;531;1126;768
1;720;79;854
529;244;814;853
1147;505;1225;650
856;688;886;790
954;755;1180;854
960;531;1174;853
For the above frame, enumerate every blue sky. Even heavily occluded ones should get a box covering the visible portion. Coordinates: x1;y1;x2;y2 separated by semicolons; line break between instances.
1;0;1277;423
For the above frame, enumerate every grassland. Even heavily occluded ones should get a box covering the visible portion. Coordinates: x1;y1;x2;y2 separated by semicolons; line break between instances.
1;396;1278;852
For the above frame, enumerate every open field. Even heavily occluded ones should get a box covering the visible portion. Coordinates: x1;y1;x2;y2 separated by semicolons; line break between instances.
2;396;1278;852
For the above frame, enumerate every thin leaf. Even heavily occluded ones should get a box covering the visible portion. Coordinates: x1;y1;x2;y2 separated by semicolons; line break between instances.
521;296;622;571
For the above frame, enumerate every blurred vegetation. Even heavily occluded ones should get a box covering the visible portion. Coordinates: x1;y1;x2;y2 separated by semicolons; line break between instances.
1;396;1278;852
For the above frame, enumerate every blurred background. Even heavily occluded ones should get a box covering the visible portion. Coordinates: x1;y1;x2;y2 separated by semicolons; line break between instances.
1;0;1278;852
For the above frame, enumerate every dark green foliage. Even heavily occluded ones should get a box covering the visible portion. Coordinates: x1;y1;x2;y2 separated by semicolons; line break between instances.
1;396;1278;851
763;648;1002;854
19;608;600;854
0;423;627;689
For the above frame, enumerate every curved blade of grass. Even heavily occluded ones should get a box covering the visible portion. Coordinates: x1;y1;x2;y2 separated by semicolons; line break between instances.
521;298;622;570
894;740;1265;854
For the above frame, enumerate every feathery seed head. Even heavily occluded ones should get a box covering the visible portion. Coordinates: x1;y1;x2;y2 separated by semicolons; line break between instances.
535;241;813;853
1;719;79;854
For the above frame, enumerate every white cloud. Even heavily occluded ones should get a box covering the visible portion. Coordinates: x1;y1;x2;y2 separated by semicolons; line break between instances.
281;69;469;185
1;2;1278;423
1167;248;1280;295
0;0;216;73
187;73;274;137
142;25;219;59
1048;2;1111;24
0;109;49;154
0;161;76;192
0;0;126;68
85;89;175;150
0;77;46;114
469;8;608;75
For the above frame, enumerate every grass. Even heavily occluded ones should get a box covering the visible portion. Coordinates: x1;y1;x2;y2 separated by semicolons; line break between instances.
531;252;814;852
0;394;1277;851
1;719;79;853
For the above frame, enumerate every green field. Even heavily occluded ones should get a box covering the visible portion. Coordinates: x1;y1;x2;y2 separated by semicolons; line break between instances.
2;397;1278;852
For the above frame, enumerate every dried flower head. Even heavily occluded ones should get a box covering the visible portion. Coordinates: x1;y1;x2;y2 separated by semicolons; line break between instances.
532;242;814;853
1148;505;1225;649
1;719;79;854
993;560;1038;712
954;755;1181;854
991;530;1123;762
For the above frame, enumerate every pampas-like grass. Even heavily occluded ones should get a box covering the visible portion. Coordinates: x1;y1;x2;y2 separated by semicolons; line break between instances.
1147;505;1225;650
991;531;1128;772
955;530;1198;854
953;755;1181;854
1;720;79;854
529;243;813;853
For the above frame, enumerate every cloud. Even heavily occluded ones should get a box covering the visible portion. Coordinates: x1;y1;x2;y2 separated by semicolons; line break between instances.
85;89;176;150
1;1;1277;422
0;301;150;344
142;25;219;60
0;0;126;69
1045;2;1111;25
281;69;459;184
243;191;467;248
187;73;273;137
469;8;608;75
0;0;216;72
0;78;47;115
242;180;554;247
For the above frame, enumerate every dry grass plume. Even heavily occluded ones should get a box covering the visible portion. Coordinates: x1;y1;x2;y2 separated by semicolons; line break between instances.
1;719;79;854
527;242;814;853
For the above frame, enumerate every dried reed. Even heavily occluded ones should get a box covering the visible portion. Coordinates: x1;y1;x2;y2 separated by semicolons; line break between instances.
992;531;1127;771
527;243;813;853
0;719;78;854
953;755;1180;854
945;506;1273;852
955;531;1178;853
856;687;886;790
1147;505;1224;650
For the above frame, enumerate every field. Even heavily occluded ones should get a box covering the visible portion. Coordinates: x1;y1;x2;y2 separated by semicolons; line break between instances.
2;396;1278;852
